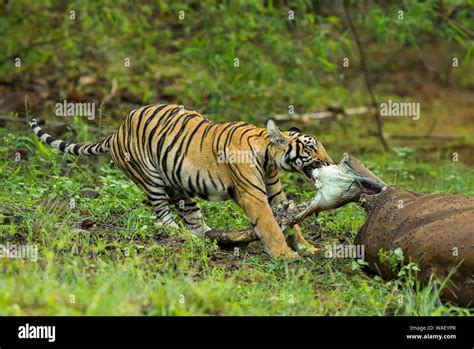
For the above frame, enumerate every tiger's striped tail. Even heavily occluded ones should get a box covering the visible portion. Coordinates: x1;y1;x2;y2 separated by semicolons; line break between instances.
29;119;113;156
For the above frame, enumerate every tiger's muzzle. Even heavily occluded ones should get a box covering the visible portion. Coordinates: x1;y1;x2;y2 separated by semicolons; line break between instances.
303;160;329;179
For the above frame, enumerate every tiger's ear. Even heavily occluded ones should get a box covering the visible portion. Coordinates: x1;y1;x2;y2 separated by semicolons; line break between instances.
288;127;302;134
267;120;288;147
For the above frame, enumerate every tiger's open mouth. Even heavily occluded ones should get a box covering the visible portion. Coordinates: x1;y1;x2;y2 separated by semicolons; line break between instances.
303;161;323;179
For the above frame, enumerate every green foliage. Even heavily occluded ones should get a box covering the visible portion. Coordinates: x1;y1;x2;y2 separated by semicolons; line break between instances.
2;1;472;123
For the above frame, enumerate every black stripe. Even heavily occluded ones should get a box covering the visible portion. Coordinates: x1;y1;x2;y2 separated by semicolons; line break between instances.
207;170;218;189
73;144;81;155
269;190;282;202
160;113;195;185
263;146;270;170
213;123;236;154
238;127;255;144
175;119;208;182
266;177;280;186
135;105;154;156
187;175;196;196
200;124;215;150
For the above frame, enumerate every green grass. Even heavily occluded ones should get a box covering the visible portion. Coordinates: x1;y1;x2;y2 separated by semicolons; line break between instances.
0;129;472;316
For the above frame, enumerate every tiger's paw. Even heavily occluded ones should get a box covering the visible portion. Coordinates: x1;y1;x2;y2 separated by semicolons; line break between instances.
278;252;301;261
295;243;321;257
270;247;301;261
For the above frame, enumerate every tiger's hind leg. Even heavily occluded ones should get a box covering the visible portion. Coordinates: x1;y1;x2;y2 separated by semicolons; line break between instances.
146;190;180;229
172;197;210;236
110;144;181;230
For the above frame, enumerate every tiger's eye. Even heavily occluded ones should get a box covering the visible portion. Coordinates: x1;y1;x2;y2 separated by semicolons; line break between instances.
306;144;317;152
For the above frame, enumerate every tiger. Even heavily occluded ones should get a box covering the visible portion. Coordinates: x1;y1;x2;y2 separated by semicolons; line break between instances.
29;103;333;258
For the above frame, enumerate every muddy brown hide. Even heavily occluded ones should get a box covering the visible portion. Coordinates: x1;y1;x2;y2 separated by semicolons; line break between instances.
355;186;474;307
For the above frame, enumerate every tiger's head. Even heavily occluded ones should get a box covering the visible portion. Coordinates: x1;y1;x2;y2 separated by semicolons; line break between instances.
267;120;333;179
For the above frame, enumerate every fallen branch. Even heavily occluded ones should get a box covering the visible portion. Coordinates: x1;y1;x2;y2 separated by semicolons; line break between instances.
273;106;373;122
385;133;466;141
203;202;311;246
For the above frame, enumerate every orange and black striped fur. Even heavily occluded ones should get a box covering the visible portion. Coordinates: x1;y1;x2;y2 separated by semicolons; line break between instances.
30;104;333;258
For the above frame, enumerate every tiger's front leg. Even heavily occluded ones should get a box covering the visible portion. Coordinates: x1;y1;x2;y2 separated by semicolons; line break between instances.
236;191;297;259
265;171;319;255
